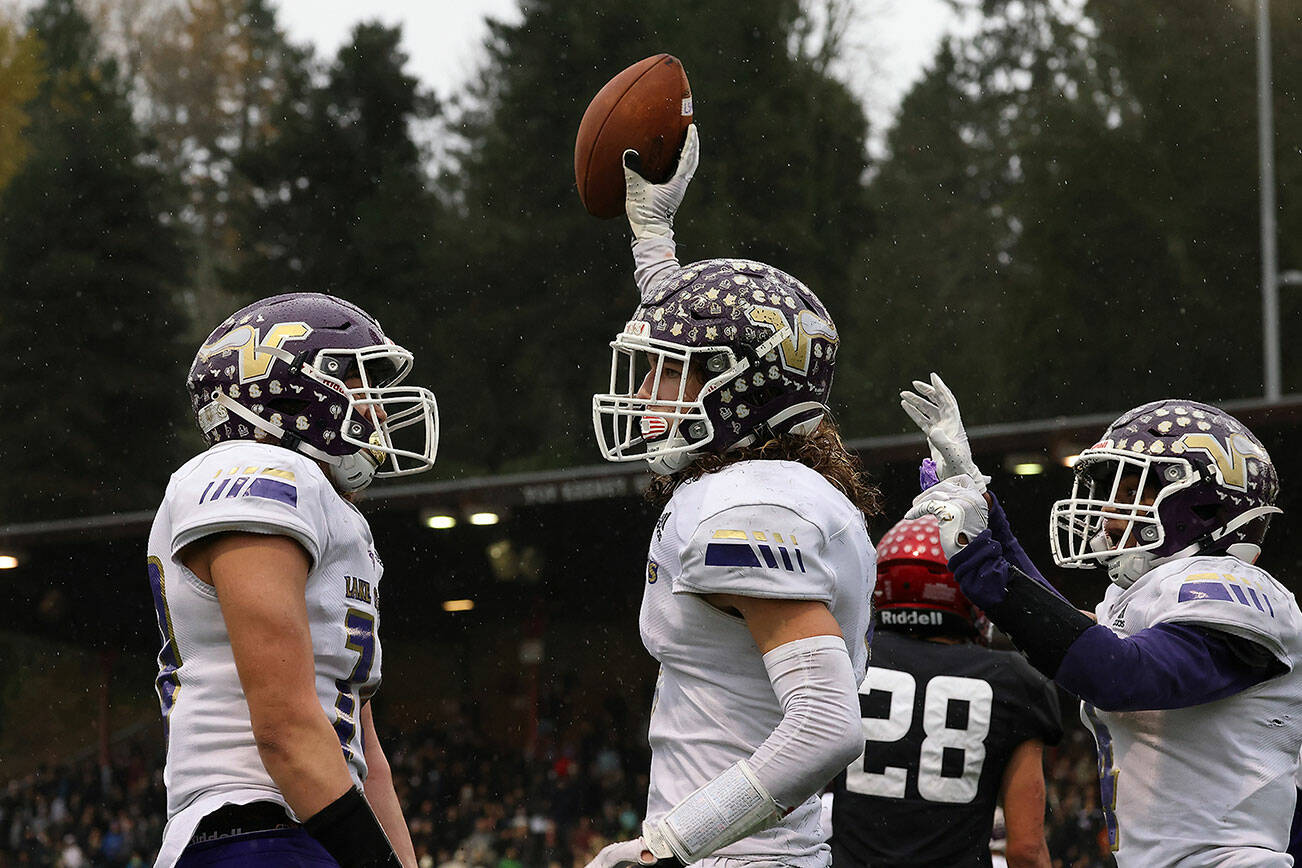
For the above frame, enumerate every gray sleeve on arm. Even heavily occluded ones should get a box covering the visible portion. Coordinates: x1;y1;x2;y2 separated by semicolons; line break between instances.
633;235;680;300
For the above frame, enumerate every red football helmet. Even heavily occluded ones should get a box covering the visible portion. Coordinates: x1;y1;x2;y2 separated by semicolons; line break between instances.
874;515;991;644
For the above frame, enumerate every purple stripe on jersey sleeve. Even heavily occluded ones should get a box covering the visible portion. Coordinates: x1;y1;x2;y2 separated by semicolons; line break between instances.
1177;581;1233;603
244;477;299;507
704;542;761;568
1055;622;1281;712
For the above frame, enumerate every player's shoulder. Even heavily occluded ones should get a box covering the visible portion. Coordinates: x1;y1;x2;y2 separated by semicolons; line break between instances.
170;441;326;495
671;460;859;532
1146;554;1290;606
1140;554;1302;652
162;441;332;525
160;441;337;564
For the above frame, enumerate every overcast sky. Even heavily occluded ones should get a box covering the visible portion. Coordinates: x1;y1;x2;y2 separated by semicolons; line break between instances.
272;0;957;139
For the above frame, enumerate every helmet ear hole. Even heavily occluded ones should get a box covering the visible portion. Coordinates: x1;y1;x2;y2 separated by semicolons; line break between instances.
267;398;308;415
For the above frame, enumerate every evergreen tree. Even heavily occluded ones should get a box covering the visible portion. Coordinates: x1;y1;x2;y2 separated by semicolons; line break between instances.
229;20;443;373
0;0;190;521
849;0;1302;431
1085;0;1302;396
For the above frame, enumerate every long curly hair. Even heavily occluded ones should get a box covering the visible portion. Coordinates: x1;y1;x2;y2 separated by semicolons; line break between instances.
645;416;883;519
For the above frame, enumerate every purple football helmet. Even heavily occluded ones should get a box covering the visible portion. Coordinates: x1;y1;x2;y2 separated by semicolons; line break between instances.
187;293;438;492
593;258;838;475
1050;399;1280;587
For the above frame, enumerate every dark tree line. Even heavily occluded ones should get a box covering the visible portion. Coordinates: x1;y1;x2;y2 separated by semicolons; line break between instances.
0;0;1298;521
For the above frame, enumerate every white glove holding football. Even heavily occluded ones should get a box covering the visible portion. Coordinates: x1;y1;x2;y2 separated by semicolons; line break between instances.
624;123;699;243
900;372;991;493
583;838;659;868
905;475;990;559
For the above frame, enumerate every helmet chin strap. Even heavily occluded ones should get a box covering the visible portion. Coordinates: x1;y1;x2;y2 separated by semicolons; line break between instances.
1104;505;1283;588
211;393;378;493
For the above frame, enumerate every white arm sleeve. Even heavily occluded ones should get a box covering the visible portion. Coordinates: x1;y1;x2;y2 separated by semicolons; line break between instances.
748;634;864;809
642;635;862;864
632;235;680;301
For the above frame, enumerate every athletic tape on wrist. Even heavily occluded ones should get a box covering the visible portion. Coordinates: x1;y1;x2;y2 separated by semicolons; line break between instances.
642;761;782;863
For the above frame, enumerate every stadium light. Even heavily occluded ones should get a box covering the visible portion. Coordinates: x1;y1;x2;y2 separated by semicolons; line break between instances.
1005;453;1047;476
424;513;457;530
442;599;475;612
469;511;500;526
0;555;17;570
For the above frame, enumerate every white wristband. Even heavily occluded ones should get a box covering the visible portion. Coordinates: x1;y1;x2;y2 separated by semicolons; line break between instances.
642;761;782;863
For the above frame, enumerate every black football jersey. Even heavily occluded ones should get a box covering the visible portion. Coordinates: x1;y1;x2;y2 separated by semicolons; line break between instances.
831;630;1063;868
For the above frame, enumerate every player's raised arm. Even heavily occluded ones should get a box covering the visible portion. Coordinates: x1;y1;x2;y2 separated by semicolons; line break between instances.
908;398;1302;865
574;55;697;301
624;124;698;299
902;373;1062;597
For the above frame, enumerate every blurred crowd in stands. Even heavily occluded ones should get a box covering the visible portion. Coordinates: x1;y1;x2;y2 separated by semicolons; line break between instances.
0;697;1116;868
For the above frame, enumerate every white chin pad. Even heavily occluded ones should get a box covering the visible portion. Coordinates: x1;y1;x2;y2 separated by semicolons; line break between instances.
1087;531;1114;555
330;451;379;492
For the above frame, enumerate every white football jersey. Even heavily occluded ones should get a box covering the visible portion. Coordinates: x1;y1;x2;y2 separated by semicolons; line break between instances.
1082;554;1302;867
640;460;874;866
148;441;384;868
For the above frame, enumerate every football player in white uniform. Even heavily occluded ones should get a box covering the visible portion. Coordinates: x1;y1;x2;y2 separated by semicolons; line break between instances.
904;374;1302;867
586;127;878;868
148;293;439;868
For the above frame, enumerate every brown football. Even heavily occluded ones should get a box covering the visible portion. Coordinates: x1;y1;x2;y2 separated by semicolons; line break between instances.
574;54;693;219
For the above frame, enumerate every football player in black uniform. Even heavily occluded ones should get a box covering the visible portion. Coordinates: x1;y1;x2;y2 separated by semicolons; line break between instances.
831;514;1062;868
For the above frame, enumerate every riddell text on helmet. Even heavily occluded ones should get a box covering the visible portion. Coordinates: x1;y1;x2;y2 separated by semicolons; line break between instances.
879;610;944;627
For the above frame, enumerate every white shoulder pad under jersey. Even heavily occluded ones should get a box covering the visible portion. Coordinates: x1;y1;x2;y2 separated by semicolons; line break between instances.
1099;555;1302;666
165;440;332;564
674;460;865;605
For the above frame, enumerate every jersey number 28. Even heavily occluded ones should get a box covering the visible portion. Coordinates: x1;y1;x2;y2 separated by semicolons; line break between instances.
845;668;992;804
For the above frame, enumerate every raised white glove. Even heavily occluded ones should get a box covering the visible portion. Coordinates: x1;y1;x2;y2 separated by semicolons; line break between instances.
624;124;699;243
583;837;659;868
900;372;990;493
905;475;990;559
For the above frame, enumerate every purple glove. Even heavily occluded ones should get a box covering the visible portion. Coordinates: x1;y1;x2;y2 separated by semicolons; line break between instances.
919;458;940;491
947;529;1010;612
